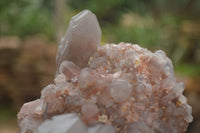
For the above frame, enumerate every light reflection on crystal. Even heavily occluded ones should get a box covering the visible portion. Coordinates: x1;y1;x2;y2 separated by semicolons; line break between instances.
17;10;193;133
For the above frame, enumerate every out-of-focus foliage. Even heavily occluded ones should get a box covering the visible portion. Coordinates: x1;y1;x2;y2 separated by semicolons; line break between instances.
69;0;200;22
1;0;199;64
0;0;54;39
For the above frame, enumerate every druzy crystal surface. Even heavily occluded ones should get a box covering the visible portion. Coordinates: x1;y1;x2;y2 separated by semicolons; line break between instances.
17;10;193;133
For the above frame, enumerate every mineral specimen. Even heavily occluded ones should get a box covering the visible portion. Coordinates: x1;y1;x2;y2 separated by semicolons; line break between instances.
17;10;193;133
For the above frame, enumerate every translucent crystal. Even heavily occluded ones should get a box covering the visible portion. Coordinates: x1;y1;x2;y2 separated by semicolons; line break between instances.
88;124;115;133
58;60;80;80
17;99;43;133
98;88;113;108
78;68;92;89
41;84;56;99
89;56;108;69
56;81;73;94
20;115;42;133
125;121;154;133
110;79;132;102
54;73;66;84
56;10;101;68
174;82;184;96
17;99;43;121
81;103;99;124
35;113;88;133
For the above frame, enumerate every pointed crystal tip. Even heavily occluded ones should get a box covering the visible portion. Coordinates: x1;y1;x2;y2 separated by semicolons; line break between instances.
56;10;102;70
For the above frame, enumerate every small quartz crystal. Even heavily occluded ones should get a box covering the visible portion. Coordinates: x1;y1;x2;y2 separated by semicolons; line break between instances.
17;10;193;133
81;103;99;124
58;60;80;80
110;79;132;102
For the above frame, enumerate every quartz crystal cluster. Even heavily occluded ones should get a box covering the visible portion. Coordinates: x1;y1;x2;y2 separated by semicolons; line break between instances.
17;10;193;133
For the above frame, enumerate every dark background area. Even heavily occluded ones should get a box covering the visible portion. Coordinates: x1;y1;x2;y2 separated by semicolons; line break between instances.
0;0;199;132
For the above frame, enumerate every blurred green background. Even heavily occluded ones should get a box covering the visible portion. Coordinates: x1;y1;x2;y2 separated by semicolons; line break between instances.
0;0;199;132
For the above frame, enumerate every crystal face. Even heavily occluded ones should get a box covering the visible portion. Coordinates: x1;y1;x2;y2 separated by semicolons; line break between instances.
56;10;101;69
36;113;88;133
17;10;193;133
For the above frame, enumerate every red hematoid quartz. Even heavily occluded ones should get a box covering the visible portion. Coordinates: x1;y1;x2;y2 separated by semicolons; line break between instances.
17;10;193;133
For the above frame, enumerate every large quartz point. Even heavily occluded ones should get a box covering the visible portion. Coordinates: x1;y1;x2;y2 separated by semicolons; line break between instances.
56;10;102;69
35;113;88;133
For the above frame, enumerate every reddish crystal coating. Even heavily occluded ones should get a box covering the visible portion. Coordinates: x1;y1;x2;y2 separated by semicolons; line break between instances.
17;42;193;133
